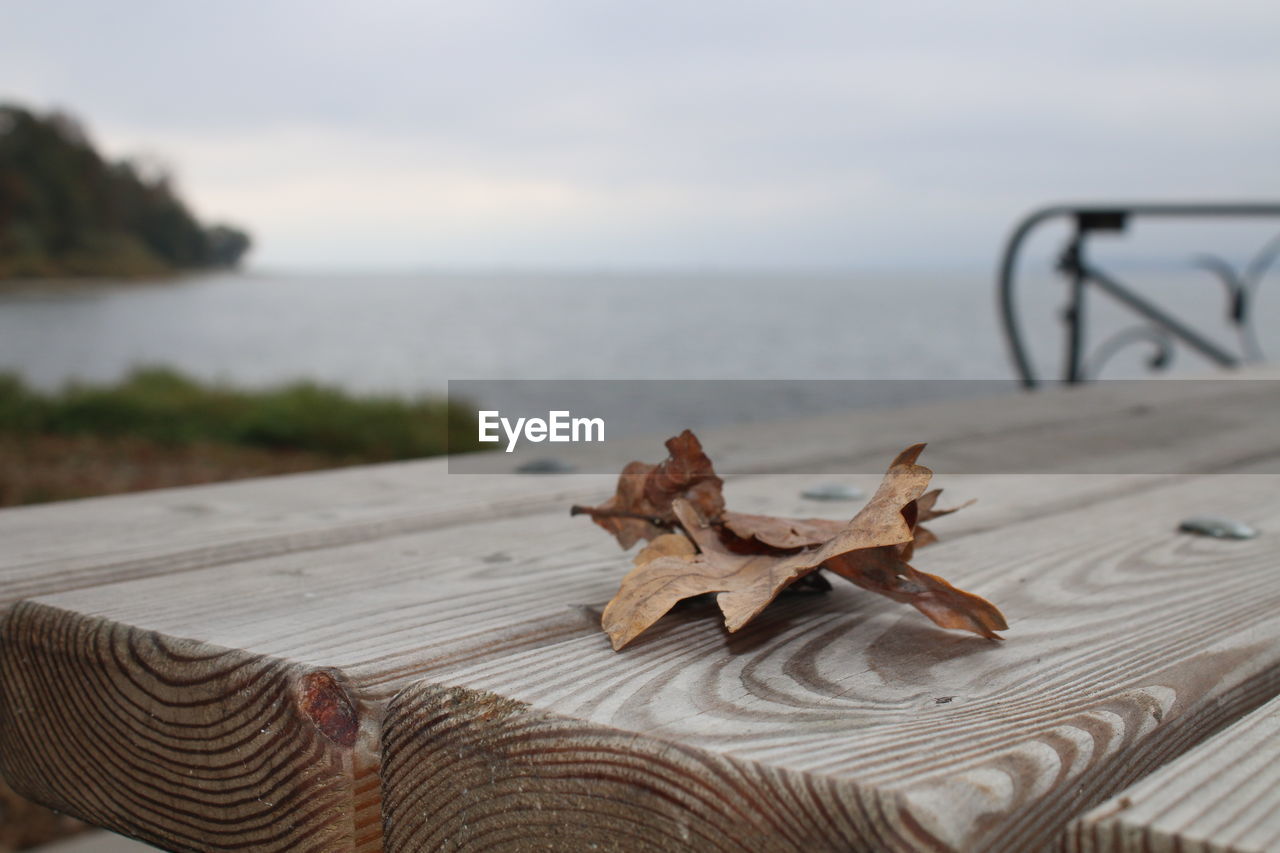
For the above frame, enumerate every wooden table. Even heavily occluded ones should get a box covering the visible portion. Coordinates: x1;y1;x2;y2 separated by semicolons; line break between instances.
1;377;1278;852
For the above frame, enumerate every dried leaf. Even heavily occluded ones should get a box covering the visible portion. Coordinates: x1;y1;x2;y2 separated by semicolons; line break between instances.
918;488;971;522
582;432;1006;650
718;512;844;551
571;429;724;549
633;533;697;566
721;487;972;555
602;445;939;648
905;488;976;555
824;548;1007;639
600;500;760;650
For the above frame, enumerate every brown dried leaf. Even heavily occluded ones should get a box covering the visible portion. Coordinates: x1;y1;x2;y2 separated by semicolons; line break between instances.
823;547;1007;639
633;533;697;566
584;431;1005;649
900;488;975;559
601;444;936;649
601;501;761;650
718;512;844;551
571;429;724;549
918;488;971;522
721;487;973;555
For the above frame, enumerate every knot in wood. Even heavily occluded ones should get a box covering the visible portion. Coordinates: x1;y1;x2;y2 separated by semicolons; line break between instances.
296;670;358;747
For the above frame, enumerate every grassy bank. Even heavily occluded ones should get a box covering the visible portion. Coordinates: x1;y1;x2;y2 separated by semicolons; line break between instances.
0;368;481;505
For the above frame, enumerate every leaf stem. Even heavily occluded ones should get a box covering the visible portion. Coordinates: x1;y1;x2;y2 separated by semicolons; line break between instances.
569;505;670;528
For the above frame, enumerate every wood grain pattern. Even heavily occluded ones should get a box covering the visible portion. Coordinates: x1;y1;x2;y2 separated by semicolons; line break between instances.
0;459;611;609
0;461;601;849
0;601;380;852
2;376;1279;852
1066;694;1280;853
2;473;1209;696
0;473;1154;851
382;684;909;852
378;471;1280;852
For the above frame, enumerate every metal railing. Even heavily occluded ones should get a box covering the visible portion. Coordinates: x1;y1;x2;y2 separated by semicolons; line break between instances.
997;203;1280;387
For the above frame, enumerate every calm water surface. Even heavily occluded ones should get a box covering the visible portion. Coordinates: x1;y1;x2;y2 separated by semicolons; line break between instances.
0;271;1012;391
0;269;1270;399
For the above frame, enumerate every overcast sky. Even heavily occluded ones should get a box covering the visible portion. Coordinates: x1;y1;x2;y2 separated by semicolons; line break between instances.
3;0;1278;270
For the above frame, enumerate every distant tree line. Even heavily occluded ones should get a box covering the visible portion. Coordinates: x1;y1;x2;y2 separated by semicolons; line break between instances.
0;104;251;278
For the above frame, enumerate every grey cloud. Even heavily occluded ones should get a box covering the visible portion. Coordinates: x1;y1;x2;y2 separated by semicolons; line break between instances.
2;0;1278;267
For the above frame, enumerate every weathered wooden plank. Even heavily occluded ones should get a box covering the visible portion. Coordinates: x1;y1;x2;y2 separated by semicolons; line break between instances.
0;459;613;608
377;472;1280;852
0;469;917;852
0;461;592;851
3;470;1277;851
1066;694;1280;853
0;472;1203;696
0;471;1171;853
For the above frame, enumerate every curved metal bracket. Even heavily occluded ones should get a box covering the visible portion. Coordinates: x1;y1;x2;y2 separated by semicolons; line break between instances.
1085;324;1176;380
997;203;1280;387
